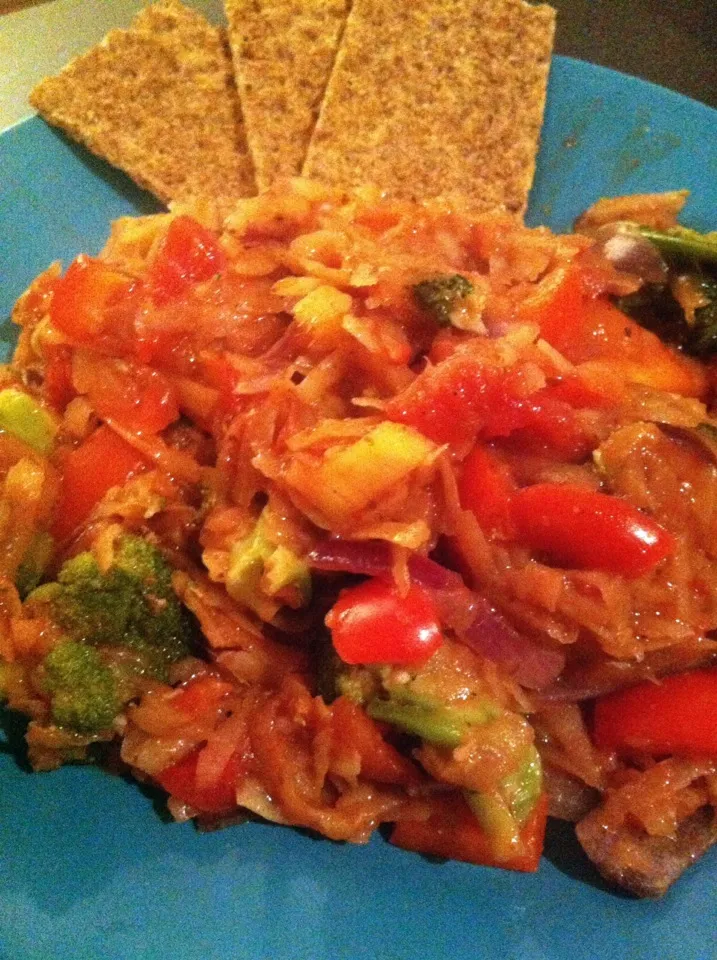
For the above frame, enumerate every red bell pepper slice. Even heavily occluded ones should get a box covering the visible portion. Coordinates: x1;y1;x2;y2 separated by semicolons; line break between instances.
391;791;547;872
326;577;442;666
50;255;142;346
459;446;516;539
157;747;243;815
512;483;675;578
593;667;717;757
330;696;422;786
149;215;226;306
52;425;147;542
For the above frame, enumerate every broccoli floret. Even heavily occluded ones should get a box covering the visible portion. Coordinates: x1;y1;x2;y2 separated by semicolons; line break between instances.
43;640;120;733
617;273;717;358
412;274;474;327
28;534;192;680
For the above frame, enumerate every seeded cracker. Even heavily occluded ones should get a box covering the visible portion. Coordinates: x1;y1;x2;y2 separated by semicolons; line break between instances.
225;0;350;191
303;0;556;214
29;0;256;214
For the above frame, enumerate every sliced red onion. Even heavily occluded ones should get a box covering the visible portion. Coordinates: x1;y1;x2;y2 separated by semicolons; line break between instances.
309;539;565;689
308;539;394;578
593;223;668;284
462;595;565;690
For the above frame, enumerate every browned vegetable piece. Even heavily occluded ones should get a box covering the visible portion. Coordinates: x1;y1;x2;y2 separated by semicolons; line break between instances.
576;804;717;898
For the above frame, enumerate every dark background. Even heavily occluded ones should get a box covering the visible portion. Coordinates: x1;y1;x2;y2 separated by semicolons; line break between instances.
551;0;716;108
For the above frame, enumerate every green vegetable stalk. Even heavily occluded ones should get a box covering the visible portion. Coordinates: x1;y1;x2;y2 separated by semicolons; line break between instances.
0;388;57;454
367;686;500;748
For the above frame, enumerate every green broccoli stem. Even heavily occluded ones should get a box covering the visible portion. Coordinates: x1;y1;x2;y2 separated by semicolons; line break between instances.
463;745;543;855
367;688;500;748
636;226;717;267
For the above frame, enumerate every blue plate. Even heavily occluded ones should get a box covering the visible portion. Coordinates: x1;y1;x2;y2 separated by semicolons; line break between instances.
1;56;716;960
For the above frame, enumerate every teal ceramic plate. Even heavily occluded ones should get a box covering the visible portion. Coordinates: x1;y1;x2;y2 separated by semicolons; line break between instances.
1;57;716;960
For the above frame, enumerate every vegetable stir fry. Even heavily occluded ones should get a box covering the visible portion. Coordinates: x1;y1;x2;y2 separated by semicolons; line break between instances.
1;182;716;896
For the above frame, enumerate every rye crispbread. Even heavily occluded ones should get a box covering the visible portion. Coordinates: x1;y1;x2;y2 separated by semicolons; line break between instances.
224;0;350;191
29;0;256;213
302;0;556;214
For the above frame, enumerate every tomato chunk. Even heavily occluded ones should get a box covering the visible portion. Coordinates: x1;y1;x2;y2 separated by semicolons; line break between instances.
594;668;717;757
43;347;75;412
149;215;226;305
516;266;706;398
326;577;442;666
459;446;516;539
52;426;147;542
50;255;141;345
171;676;235;717
157;748;243;815
72;352;179;434
512;483;675;578
391;792;547;872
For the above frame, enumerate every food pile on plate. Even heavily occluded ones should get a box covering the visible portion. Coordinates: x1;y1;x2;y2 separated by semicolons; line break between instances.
1;0;715;900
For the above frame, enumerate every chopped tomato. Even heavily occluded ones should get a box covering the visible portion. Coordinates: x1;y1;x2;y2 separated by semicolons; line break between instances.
171;676;235;717
391;792;547;872
52;426;146;542
384;351;505;446
481;376;595;460
157;747;243;815
71;351;180;434
326;577;442;666
43;347;75;411
149;215;226;305
50;255;142;346
512;483;675;578
459;446;516;539
330;696;422;785
594;668;717;757
516;266;706;398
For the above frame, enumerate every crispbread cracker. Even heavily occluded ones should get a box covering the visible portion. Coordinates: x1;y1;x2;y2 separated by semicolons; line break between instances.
303;0;555;214
225;0;350;191
29;0;256;214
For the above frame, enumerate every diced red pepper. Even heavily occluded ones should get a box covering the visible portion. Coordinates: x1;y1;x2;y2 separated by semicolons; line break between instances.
157;747;243;815
593;668;717;757
149;215;226;306
390;791;547;872
71;351;180;434
326;577;442;666
50;255;142;346
52;425;146;542
459;446;516;539
330;696;422;786
512;483;675;578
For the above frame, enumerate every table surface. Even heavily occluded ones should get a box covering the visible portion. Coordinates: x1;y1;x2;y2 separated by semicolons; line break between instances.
1;0;715;134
